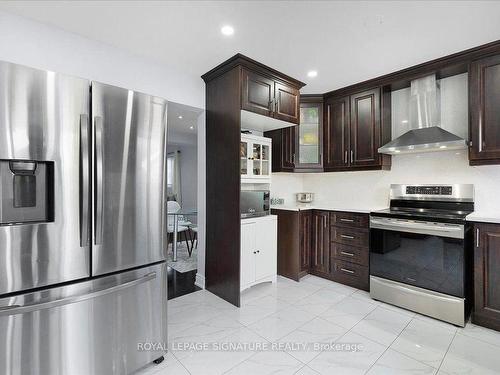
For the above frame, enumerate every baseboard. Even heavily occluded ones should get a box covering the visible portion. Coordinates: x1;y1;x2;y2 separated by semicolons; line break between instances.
195;273;205;289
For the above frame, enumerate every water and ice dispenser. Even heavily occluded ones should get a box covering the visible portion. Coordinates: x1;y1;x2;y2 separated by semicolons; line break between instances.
0;160;54;225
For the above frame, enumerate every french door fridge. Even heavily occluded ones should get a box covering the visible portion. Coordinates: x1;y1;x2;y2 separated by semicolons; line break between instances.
0;61;168;375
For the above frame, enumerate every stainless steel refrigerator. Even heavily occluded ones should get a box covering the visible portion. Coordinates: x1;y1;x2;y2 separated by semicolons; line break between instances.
0;61;168;374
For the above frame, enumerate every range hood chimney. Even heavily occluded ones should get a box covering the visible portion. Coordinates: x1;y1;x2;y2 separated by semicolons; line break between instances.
378;75;468;155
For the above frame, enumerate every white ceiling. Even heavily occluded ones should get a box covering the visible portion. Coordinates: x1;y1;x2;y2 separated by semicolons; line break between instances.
167;101;202;146
1;1;499;94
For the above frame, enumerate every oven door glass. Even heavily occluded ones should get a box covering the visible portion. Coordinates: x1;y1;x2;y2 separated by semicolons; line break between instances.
370;228;464;297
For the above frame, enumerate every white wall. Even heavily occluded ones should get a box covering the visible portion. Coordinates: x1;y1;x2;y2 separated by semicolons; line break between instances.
0;11;204;108
273;151;500;215
270;174;304;206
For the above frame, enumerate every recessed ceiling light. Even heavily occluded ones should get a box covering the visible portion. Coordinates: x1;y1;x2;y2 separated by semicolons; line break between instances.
189;126;194;130
178;115;183;119
307;70;318;78
221;25;234;36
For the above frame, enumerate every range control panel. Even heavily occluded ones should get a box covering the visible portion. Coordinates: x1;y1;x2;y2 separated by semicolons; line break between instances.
406;186;453;195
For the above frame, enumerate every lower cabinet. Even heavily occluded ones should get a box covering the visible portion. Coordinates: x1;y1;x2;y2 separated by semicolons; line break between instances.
473;223;500;331
274;208;370;292
299;210;312;276
240;215;278;291
310;211;330;275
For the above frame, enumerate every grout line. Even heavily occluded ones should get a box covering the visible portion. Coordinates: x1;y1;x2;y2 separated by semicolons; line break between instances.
436;329;458;374
362;316;414;374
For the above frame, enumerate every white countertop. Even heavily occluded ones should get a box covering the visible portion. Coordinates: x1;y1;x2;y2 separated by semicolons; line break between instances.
241;214;277;223
270;204;387;214
466;213;500;224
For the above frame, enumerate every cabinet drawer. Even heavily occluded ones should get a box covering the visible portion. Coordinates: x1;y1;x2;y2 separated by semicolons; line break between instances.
330;211;368;229
331;259;369;291
331;242;369;267
331;226;369;248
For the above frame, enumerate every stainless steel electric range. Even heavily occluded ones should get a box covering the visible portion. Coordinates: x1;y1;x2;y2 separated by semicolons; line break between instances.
369;184;474;326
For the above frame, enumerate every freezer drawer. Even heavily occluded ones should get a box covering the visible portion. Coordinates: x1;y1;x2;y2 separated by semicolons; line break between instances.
0;262;167;375
91;82;168;276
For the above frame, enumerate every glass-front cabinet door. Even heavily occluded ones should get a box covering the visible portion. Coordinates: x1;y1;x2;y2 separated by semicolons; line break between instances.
296;99;323;170
241;134;272;182
240;140;249;178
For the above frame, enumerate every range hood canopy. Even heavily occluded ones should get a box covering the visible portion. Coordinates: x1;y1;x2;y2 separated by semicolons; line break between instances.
379;75;468;155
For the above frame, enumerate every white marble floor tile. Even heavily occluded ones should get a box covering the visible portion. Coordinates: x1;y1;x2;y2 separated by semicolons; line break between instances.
293;287;347;316
390;318;456;369
457;322;500;348
240;282;278;304
248;306;316;342
225;294;291;326
294;365;321;375
271;283;323;304
279;317;348;363
170;314;243;344
352;306;412;346
300;275;337;287
320;296;377;329
350;290;381;306
224;351;303;375
321;281;358;296
307;331;387;375
366;349;436;375
440;333;500;375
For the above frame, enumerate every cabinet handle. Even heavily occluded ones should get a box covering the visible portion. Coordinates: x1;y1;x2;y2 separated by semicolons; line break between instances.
340;234;354;239
340;218;354;223
269;99;274;112
350;150;354;164
292;153;296;164
340;268;355;274
256;250;260;253
344;150;347;164
476;228;480;248
274;98;278;113
340;251;354;257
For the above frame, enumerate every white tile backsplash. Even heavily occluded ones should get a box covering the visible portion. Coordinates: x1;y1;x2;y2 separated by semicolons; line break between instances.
272;151;500;215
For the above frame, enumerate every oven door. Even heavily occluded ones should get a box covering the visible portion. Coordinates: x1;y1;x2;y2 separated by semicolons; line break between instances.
370;216;465;298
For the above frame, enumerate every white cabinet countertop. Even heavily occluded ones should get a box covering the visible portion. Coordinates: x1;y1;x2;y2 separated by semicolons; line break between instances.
270;204;387;214
466;213;500;224
241;214;278;223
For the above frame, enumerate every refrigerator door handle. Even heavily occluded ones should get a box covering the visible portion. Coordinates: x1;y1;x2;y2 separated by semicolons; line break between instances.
0;272;157;316
80;114;90;247
94;116;104;245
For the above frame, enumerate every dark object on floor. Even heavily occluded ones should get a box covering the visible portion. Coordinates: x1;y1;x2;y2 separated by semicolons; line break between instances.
168;266;201;299
153;356;164;365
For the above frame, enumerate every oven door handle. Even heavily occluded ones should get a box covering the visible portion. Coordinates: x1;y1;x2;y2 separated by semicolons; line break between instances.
370;218;464;239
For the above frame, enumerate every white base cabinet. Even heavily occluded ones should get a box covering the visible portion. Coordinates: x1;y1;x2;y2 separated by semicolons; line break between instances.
240;215;277;291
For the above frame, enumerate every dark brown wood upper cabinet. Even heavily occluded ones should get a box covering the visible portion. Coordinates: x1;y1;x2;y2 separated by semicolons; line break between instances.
324;96;350;169
323;87;390;172
274;82;300;123
350;89;380;167
266;126;296;172
473;223;500;331
241;68;302;125
469;54;500;165
241;69;274;117
310;211;330;275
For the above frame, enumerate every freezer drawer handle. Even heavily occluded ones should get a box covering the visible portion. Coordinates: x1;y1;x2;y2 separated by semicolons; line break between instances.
340;234;355;239
0;272;156;317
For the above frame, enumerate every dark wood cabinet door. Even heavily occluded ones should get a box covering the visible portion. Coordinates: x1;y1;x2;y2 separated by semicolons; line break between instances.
241;69;274;117
274;82;300;124
470;55;500;165
473;223;500;331
350;88;380;167
311;211;330;274
282;125;297;169
324;97;350;169
300;211;312;272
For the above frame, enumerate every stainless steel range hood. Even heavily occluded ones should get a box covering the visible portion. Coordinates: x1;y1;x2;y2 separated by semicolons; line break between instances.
379;75;468;155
